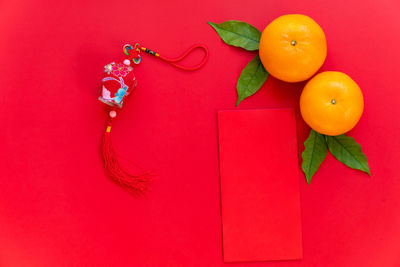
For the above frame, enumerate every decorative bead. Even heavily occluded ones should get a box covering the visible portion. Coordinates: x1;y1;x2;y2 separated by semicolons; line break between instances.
331;99;337;104
109;110;117;118
123;59;131;66
291;40;297;46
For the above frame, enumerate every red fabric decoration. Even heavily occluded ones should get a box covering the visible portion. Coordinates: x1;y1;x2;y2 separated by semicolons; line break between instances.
99;56;150;195
99;43;208;195
99;62;136;108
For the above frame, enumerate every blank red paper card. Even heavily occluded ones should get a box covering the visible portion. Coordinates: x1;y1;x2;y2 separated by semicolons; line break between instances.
218;108;303;262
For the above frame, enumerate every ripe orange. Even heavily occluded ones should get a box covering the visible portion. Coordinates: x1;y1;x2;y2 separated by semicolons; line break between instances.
300;71;364;136
259;14;327;83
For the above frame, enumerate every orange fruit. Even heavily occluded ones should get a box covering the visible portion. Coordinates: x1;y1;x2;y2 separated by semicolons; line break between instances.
259;14;327;82
300;71;364;136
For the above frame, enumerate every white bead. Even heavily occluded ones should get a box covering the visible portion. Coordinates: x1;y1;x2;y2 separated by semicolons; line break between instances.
123;59;131;66
109;110;117;118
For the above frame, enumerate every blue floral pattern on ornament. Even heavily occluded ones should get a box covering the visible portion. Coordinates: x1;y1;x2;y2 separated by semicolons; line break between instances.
114;85;128;104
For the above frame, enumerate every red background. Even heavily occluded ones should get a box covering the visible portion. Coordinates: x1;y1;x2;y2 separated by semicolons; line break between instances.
1;0;399;266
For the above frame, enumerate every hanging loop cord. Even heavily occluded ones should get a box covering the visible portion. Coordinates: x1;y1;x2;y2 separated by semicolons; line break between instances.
136;44;208;71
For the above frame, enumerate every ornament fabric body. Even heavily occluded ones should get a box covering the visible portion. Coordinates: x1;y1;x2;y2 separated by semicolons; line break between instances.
99;62;137;108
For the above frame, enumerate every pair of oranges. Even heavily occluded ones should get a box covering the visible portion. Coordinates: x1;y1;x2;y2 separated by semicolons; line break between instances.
259;14;364;136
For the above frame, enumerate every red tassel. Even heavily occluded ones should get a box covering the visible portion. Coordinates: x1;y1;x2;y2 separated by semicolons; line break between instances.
101;118;151;195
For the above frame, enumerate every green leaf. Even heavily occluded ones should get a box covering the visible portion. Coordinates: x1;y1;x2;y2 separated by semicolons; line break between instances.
326;134;371;175
207;21;261;51
302;130;328;184
236;55;268;106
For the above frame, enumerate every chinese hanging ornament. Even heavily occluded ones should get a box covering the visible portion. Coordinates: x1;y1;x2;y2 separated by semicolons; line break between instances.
99;43;208;195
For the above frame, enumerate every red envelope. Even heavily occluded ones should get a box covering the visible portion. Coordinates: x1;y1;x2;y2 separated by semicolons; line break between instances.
218;109;303;262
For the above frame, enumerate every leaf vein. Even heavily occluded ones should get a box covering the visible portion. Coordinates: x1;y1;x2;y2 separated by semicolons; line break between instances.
214;27;260;43
242;61;262;97
333;137;366;169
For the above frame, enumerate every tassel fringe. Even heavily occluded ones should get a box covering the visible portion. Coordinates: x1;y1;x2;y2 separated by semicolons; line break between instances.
101;120;151;195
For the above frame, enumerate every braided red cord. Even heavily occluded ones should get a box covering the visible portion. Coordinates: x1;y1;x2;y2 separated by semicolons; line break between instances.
138;44;209;71
158;44;208;71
